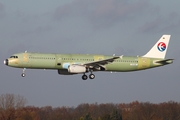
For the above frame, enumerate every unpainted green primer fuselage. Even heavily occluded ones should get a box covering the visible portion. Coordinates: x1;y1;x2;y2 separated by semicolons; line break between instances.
7;52;172;72
4;35;173;79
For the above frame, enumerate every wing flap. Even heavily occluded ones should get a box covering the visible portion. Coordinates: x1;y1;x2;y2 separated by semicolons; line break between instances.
84;56;121;67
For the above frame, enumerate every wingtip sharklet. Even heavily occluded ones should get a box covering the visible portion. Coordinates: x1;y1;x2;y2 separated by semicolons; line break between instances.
114;55;123;59
120;55;123;59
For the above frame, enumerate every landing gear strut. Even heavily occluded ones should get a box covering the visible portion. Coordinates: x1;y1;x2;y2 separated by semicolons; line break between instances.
21;68;26;77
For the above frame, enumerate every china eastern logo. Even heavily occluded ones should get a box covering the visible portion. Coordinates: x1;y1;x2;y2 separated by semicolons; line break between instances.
157;42;166;52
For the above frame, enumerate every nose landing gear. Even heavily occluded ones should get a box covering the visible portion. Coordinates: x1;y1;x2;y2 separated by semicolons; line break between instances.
21;68;26;77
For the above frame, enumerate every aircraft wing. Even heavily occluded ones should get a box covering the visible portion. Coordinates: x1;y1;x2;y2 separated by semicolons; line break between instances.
83;56;122;68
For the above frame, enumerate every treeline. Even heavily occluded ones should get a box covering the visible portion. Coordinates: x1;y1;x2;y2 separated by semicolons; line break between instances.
0;94;180;120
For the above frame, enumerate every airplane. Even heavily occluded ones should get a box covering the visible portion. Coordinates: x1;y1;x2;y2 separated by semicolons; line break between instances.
4;35;173;80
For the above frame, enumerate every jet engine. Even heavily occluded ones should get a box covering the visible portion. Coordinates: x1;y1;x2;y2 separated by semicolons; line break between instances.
68;65;87;73
58;69;75;75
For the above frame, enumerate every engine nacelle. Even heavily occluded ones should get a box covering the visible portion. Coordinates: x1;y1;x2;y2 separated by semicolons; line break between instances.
58;69;75;75
68;65;87;73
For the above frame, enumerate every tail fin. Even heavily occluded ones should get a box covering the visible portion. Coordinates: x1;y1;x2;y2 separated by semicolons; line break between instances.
143;35;171;59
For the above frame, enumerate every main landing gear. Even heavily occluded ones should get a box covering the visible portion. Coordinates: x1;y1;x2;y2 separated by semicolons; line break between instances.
21;68;26;77
82;73;95;80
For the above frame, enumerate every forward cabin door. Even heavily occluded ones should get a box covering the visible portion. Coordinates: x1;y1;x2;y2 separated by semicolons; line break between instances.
22;53;30;67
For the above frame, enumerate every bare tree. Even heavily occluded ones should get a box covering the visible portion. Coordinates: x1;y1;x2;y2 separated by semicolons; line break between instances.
0;93;27;120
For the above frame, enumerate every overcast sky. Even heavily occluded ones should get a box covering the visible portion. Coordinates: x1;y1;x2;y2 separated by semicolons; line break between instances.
1;0;180;107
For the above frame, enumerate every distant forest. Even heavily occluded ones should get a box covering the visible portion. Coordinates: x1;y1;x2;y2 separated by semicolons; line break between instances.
0;94;180;120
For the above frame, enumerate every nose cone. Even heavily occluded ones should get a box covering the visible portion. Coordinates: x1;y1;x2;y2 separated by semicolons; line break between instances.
4;59;8;65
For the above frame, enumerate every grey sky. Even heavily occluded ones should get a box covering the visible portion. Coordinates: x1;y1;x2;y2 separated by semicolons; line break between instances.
1;0;180;107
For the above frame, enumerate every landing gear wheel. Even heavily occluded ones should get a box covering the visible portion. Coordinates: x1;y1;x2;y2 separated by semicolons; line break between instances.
82;74;88;80
89;74;95;79
22;68;26;77
21;73;26;77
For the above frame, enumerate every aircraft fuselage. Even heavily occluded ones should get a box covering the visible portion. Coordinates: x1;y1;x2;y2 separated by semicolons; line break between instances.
5;52;172;71
4;35;173;80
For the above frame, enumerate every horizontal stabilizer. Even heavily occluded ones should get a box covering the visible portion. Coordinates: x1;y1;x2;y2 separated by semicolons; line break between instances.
155;59;174;64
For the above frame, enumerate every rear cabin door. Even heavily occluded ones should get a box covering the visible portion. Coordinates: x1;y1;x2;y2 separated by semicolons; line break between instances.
138;57;150;69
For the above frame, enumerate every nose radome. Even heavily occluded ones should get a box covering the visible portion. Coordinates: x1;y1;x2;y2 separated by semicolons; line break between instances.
4;59;8;65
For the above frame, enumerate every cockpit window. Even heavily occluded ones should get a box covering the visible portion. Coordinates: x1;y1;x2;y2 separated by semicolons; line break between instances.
10;56;18;58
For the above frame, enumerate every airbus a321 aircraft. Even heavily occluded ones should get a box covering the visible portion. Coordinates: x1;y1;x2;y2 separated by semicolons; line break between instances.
4;35;173;80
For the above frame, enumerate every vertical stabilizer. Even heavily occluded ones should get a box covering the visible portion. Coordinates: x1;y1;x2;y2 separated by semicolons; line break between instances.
143;35;171;59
